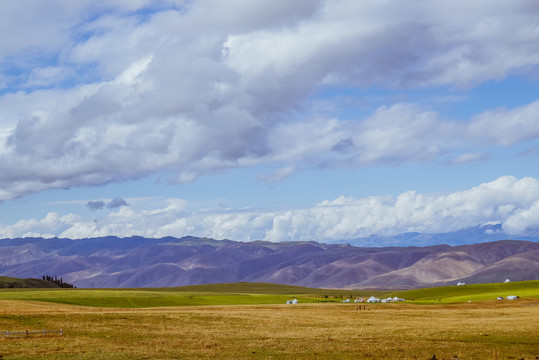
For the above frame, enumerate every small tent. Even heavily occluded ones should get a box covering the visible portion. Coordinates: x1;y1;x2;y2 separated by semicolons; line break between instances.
507;295;519;300
367;296;380;303
504;279;511;283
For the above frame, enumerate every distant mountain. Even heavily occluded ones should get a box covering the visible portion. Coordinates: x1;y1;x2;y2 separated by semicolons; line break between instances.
0;236;537;289
338;224;539;247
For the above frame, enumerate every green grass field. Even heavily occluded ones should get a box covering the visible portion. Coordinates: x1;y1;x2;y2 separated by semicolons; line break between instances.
0;282;388;308
390;280;539;304
0;280;537;308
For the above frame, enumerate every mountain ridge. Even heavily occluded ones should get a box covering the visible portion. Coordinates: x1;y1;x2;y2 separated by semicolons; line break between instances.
0;236;537;289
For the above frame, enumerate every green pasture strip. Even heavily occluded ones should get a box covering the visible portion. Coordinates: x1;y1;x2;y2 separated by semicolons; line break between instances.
10;279;539;307
390;280;539;304
0;287;352;308
113;282;389;298
0;281;389;308
28;294;302;308
159;282;315;294
11;279;538;307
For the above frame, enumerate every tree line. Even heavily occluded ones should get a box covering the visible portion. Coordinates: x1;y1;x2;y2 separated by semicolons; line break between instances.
42;275;76;288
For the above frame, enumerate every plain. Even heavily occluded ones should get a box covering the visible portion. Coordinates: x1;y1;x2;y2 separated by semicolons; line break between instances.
0;281;538;359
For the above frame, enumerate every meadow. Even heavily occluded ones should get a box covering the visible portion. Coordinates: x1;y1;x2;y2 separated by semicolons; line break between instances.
393;280;539;304
0;281;538;359
0;282;389;308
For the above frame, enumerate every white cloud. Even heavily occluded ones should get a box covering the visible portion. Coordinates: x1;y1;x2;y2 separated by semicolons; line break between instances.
0;1;539;201
466;100;539;146
258;166;296;184
0;212;66;239
502;200;539;236
2;176;539;242
23;66;75;88
267;118;345;163
224;0;539;88
448;152;489;165
352;104;451;165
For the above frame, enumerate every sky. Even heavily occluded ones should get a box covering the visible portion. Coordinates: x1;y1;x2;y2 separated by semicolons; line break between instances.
1;0;539;244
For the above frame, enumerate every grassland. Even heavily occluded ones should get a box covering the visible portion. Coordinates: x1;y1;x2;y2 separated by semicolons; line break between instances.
0;281;538;359
1;300;538;359
0;282;389;308
391;280;539;304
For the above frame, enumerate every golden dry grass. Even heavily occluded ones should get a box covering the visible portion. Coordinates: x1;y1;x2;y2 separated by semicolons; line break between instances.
1;300;538;359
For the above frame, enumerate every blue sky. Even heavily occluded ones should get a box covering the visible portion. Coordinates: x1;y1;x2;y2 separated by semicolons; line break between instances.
1;0;539;244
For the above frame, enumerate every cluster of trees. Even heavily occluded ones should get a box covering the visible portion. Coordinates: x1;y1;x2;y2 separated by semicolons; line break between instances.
42;275;76;288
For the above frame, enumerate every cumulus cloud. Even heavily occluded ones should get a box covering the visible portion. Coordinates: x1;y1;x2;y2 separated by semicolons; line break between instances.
466;100;539;146
224;0;539;88
0;212;71;239
2;176;539;242
351;104;450;165
0;1;539;201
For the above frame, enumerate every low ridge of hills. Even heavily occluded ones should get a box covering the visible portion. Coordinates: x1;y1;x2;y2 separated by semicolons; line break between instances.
0;236;538;289
0;276;60;288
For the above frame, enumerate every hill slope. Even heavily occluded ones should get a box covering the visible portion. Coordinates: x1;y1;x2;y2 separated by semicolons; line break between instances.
0;276;59;288
0;237;538;288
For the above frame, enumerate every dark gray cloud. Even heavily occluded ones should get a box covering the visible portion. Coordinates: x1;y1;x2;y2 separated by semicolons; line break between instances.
87;200;105;211
87;198;128;210
107;198;128;209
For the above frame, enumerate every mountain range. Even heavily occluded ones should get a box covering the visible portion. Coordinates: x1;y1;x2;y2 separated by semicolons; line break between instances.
1;235;538;289
339;224;539;247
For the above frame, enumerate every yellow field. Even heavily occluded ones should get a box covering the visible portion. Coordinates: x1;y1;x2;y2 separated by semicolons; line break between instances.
1;300;538;359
